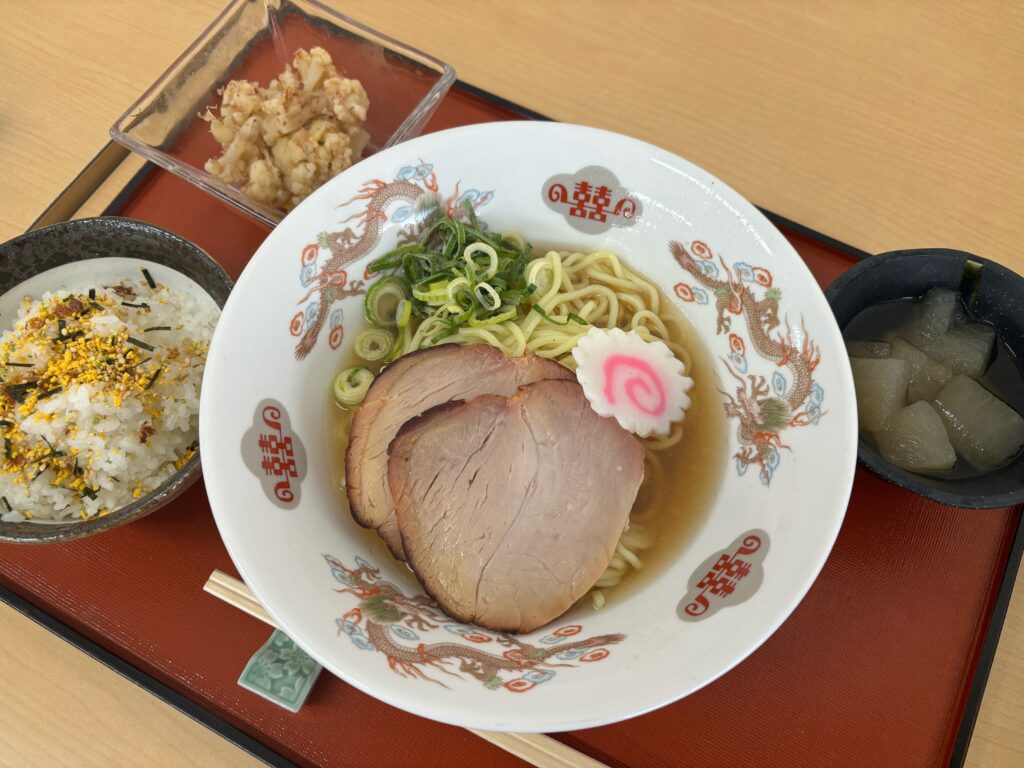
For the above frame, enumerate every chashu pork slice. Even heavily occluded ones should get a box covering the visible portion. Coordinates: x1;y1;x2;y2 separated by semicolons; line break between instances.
345;344;572;559
388;379;645;633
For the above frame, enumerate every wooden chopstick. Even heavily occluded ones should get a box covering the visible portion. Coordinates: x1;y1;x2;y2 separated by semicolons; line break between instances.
467;730;610;768
204;570;273;625
203;570;610;768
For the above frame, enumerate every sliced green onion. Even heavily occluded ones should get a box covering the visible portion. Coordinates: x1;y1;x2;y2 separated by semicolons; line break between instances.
394;299;413;328
501;231;527;252
463;242;499;280
429;326;459;345
367;243;426;273
333;366;374;408
354;328;394;361
468;306;518;327
412;280;450;305
357;209;536;344
363;276;409;328
475;282;501;311
526;260;553;295
445;276;473;307
390;321;413;361
462;198;479;228
531;304;588;326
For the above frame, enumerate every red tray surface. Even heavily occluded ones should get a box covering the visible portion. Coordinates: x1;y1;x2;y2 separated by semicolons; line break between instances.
0;85;1018;768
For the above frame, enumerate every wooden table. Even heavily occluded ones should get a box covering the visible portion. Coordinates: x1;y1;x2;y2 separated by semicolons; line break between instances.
0;1;1021;765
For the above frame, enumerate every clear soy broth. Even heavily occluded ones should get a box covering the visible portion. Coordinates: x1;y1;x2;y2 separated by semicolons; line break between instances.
326;284;728;609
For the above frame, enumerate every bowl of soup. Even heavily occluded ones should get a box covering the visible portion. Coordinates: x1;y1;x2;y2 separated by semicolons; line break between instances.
200;121;857;731
826;249;1024;508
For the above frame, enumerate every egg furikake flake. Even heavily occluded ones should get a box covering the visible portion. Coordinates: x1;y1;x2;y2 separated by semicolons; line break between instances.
0;271;219;523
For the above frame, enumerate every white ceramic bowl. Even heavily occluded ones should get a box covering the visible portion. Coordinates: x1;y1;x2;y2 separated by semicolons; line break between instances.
201;122;857;732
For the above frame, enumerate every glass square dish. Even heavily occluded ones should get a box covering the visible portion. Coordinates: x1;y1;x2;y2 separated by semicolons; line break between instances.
110;0;455;227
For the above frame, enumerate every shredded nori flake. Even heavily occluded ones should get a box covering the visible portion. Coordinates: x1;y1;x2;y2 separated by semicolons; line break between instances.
4;381;37;401
126;337;155;352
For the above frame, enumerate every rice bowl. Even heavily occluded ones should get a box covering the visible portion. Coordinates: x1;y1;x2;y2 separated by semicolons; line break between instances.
0;217;232;542
0;266;218;522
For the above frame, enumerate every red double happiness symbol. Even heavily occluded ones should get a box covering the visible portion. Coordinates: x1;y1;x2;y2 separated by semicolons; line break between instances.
542;165;642;235
678;530;770;622
242;398;307;509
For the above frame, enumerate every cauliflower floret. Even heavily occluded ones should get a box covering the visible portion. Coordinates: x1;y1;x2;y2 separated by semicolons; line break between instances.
204;116;263;184
201;47;370;211
324;76;369;124
243;157;286;209
294;46;332;92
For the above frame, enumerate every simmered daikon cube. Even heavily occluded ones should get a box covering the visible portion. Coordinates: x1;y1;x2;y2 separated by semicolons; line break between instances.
909;359;953;403
919;288;957;341
920;322;995;378
933;375;1024;469
851;357;909;432
890;337;927;378
890;336;952;403
875;401;956;472
883;306;923;346
846;340;891;359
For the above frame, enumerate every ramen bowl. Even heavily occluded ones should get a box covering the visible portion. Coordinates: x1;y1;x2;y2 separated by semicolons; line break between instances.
200;121;857;731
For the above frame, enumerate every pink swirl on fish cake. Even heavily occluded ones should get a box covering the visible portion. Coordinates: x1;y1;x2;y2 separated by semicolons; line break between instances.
602;354;667;417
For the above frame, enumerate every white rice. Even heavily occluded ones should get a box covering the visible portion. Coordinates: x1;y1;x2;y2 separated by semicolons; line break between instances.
0;274;218;522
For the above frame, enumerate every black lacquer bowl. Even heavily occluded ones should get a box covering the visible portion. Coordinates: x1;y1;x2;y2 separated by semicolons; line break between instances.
826;248;1024;508
0;217;232;542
